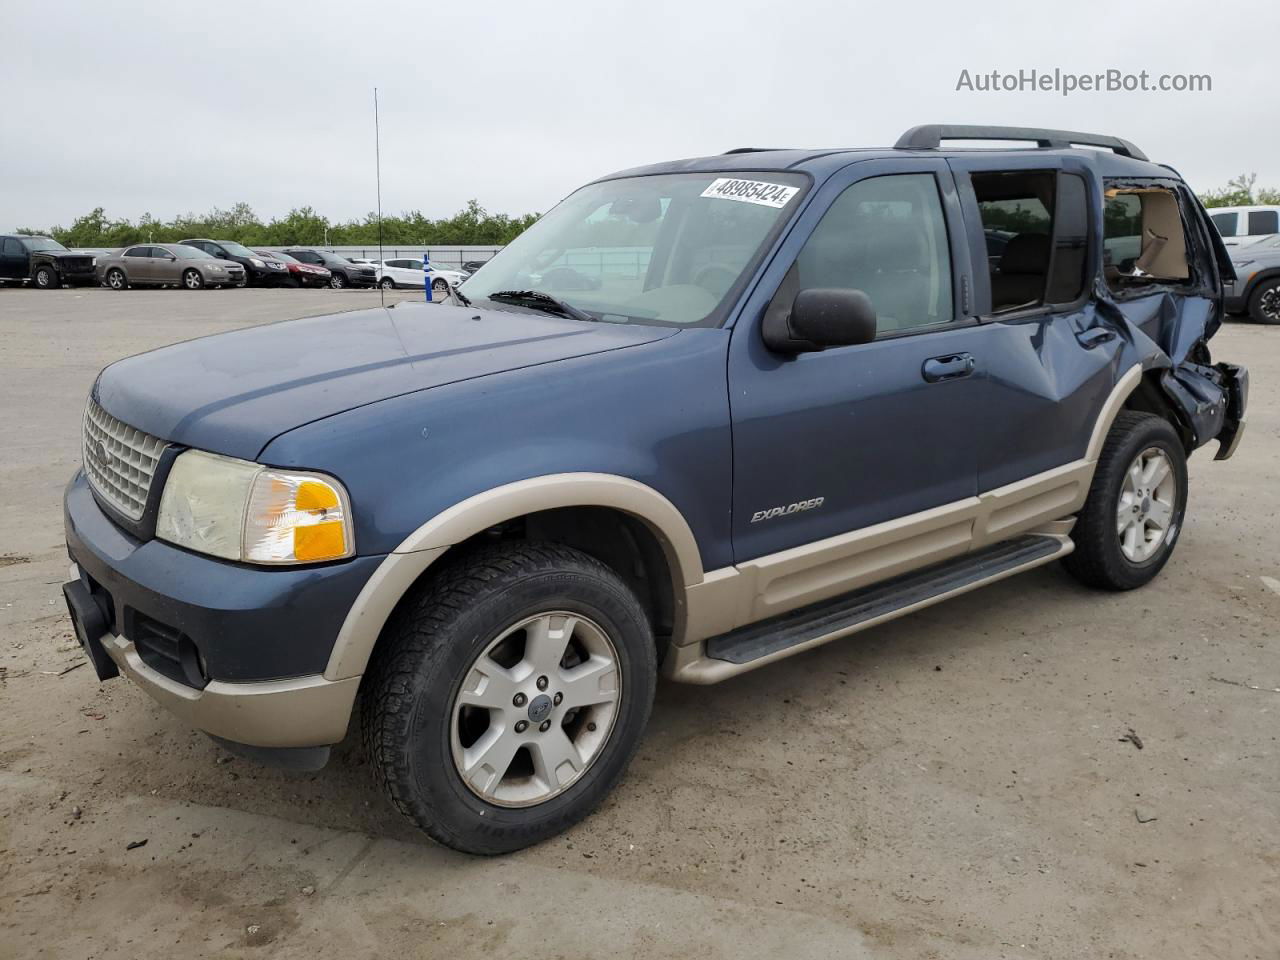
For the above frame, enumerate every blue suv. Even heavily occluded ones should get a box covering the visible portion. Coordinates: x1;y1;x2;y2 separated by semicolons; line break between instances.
62;126;1248;853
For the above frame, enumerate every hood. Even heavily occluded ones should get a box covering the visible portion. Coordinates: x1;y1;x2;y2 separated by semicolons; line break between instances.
94;302;678;460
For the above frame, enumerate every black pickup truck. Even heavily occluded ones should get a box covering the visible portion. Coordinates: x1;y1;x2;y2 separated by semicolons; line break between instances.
0;235;98;289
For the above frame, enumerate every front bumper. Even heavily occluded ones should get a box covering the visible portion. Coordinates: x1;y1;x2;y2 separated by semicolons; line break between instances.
63;471;380;748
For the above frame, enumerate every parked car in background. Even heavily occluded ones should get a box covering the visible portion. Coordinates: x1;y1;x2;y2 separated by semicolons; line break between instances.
97;243;245;290
0;235;98;289
1225;233;1280;324
253;250;331;288
281;249;377;288
374;257;467;292
1207;206;1280;246
460;259;490;276
179;239;289;286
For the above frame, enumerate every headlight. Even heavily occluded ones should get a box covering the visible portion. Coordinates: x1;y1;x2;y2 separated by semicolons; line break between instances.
250;257;265;268
156;450;354;564
209;263;224;271
91;257;97;267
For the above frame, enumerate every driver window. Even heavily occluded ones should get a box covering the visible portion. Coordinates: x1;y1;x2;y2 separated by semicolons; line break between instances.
789;174;953;334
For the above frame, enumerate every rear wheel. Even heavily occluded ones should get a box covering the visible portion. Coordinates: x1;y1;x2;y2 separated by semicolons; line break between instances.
33;265;58;289
105;268;128;290
362;543;656;854
1063;411;1187;590
1248;278;1280;325
182;269;204;290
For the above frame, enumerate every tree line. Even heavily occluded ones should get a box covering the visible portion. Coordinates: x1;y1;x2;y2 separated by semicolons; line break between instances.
12;174;1279;248
14;200;539;249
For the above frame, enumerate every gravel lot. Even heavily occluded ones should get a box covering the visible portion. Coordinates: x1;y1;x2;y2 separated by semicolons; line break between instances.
1;288;1277;959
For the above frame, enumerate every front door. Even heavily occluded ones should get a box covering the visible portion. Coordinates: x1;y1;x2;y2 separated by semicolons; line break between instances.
0;237;26;279
728;159;984;565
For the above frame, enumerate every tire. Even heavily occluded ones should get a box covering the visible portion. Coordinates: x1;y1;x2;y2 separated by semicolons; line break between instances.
33;265;59;289
182;269;204;291
432;277;448;294
1247;278;1280;325
1062;411;1188;591
362;542;656;855
379;276;395;290
105;268;128;290
281;276;301;289
329;272;347;289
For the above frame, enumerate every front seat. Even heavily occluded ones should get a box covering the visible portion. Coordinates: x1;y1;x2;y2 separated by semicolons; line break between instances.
990;233;1050;311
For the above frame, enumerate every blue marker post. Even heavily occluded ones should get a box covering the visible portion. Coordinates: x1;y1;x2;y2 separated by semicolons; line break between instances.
423;252;432;303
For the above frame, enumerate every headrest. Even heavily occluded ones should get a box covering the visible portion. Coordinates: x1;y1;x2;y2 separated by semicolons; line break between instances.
999;233;1051;275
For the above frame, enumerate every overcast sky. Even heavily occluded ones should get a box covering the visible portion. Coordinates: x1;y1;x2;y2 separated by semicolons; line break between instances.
3;0;1276;231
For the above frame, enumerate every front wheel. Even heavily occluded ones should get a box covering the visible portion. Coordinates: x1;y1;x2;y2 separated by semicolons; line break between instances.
1248;278;1280;325
362;543;656;854
34;265;59;289
182;269;204;290
1063;411;1188;591
431;277;448;294
329;272;347;289
379;276;395;290
105;269;128;290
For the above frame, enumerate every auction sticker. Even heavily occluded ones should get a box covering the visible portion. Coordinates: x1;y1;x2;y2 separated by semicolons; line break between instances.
700;178;799;208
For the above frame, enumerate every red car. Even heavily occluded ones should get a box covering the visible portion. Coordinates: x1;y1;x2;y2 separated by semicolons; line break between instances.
254;250;331;288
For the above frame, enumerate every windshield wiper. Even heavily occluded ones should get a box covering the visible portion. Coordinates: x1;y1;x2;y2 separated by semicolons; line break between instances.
484;290;596;323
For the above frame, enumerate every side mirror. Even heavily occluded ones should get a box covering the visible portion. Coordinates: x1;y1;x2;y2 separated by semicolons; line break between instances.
164;254;176;261
762;288;877;353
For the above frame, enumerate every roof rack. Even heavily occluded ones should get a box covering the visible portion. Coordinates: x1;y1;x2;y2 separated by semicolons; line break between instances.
894;125;1148;162
722;147;792;154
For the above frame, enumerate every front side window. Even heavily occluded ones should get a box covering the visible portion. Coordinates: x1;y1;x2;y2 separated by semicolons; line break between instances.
781;173;952;335
463;171;807;327
2;238;22;255
21;237;66;253
1210;211;1238;237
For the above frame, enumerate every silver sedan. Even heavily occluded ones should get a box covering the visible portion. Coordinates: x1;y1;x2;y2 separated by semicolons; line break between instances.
97;244;246;290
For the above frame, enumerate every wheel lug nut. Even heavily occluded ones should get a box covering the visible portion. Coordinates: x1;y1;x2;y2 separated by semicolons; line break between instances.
536;675;549;691
553;692;563;706
587;722;597;732
539;719;551;732
515;720;528;733
513;693;527;707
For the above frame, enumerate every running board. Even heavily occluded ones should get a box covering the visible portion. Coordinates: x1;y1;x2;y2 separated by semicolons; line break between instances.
675;533;1072;684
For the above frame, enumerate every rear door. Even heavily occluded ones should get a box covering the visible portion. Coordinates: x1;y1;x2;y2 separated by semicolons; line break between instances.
728;158;984;563
947;154;1122;491
0;237;26;279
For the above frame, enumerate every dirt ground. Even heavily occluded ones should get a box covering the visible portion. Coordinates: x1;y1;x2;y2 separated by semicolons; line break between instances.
1;288;1277;960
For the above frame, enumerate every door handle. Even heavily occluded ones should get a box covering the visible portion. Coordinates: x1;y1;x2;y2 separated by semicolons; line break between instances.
1076;327;1116;349
922;353;976;383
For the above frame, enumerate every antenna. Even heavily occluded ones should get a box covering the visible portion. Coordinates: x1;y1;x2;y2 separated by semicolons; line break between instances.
373;87;385;307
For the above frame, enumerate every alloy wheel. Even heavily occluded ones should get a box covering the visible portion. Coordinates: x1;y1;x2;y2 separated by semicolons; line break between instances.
1116;447;1177;563
450;611;621;808
1261;287;1280;323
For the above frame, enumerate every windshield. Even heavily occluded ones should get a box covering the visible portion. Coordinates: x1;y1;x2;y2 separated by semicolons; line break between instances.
170;245;213;260
23;237;67;252
463;172;807;327
218;241;257;258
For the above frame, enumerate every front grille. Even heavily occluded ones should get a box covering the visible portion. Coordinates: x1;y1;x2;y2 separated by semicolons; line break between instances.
82;398;168;521
61;257;95;274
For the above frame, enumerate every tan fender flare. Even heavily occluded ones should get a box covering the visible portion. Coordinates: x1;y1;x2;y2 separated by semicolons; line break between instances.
323;473;706;681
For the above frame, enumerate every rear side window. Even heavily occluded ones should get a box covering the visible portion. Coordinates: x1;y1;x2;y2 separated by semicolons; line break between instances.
1102;185;1192;290
790;173;953;335
1247;210;1279;235
971;170;1089;311
1210;212;1238;237
124;246;151;258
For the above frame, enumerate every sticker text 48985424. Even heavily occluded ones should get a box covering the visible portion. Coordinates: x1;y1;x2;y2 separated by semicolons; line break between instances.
699;178;800;209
